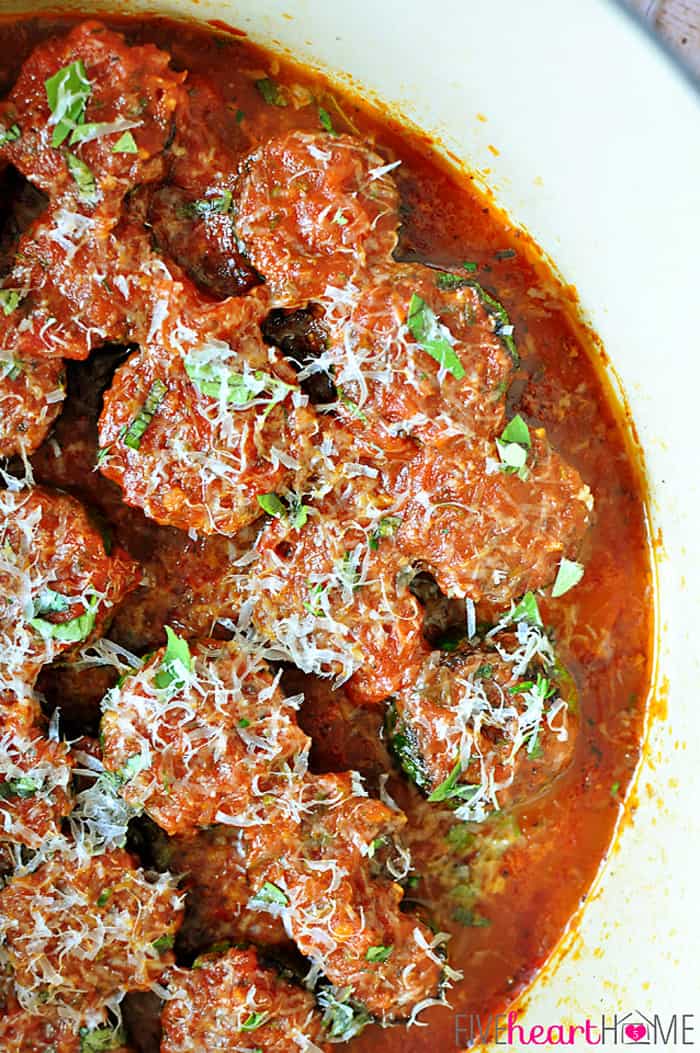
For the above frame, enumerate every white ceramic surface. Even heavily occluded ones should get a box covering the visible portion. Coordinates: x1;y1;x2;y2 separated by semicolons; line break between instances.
1;0;698;1046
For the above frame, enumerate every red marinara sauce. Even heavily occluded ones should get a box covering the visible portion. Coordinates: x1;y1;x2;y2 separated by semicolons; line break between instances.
0;13;653;1053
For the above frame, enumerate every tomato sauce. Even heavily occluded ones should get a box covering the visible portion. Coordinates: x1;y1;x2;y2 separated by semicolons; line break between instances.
0;13;653;1052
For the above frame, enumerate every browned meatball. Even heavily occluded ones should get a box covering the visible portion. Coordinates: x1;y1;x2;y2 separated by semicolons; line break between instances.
0;20;184;211
0;704;74;850
245;771;447;1022
235;131;400;304
161;948;329;1053
0;848;183;1016
392;430;593;603
0;486;140;695
0;353;65;456
387;635;579;820
318;263;513;448
100;638;310;836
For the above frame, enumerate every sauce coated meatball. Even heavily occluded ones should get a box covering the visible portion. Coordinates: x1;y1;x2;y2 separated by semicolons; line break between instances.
0;353;65;456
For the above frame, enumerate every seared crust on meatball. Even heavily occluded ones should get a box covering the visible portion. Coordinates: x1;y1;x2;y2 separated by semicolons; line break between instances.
235;131;400;304
161;947;329;1053
0;486;140;695
0;848;183;1016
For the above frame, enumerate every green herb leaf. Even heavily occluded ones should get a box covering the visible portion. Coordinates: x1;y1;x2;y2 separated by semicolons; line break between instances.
509;591;542;626
369;516;401;551
465;280;518;364
436;272;469;291
152;933;175;953
452;906;491;927
318;987;371;1042
385;702;430;792
29;594;98;643
551;557;584;598
0;123;20;148
462;261;478;272
45;60;91;147
123;379;167;450
241;1012;270;1031
97;888;112;907
495;248;516;260
255;78;286;106
610;781;620;797
112;130;138;153
0;776;39;800
427;759;462;802
154;626;192;692
337;385;367;422
32;588;70;618
319;106;335;134
120;753;150;782
331;208;348;226
0;288;23;316
257;492;286;518
185;352;284;406
407;293;465;380
186;190;233;218
365;945;393;963
65;152;97;205
79;1025;128;1053
500;414;531;448
251;881;289;907
303;582;327;616
474;663;493;680
0;358;22;381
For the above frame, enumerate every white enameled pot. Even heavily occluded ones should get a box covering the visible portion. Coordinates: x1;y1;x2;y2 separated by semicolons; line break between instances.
1;0;698;1046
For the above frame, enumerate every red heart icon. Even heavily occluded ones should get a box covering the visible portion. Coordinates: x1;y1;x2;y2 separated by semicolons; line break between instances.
625;1023;647;1042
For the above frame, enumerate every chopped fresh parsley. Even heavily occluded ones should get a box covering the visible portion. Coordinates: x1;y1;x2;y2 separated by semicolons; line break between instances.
29;594;98;643
407;293;465;380
255;78;286;106
509;591;542;626
319;106;335;133
251;881;289;907
368;515;401;551
0;289;22;316
79;1025;128;1053
496;414;531;480
112;130;138;153
0;123;20;148
0;776;39;801
45;59;91;147
365;945;393;963
152;933;175;953
154;626;192;692
551;557;584;598
241;1012;269;1031
123;379;167;450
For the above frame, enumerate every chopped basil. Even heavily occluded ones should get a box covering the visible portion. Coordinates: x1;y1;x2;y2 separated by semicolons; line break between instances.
468;280;518;363
185;190;233;218
368;515;401;551
303;582;327;616
365;945;393;963
241;1012;269;1032
474;663;494;680
152;932;175;953
0;289;23;316
112;130;138;153
45;60;91;148
123;379;167;450
496;414;531;480
32;588;70;618
551;557;584;598
610;781;620;797
255;78;286;106
332;209;348;226
462;261;478;272
0;358;22;381
29;594;98;643
0;123;20;148
120;753;150;782
257;492;286;518
337;386;367;422
235;108;245;123
407;294;465;380
452;906;491;927
385;702;430;792
66;152;97;205
0;776;39;800
97;888;113;907
185;351;287;407
251;881;288;907
288;492;310;529
319;106;335;133
318;986;371;1042
509;591;542;626
154;626;192;692
495;248;517;260
79;1025;128;1053
436;272;469;291
427;759;479;804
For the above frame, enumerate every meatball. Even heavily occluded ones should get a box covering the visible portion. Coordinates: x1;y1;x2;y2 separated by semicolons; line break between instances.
0;707;74;850
392;430;593;603
0;20;184;211
387;635;578;821
97;294;318;536
0;353;65;456
246;458;427;702
158;825;288;956
0;1010;132;1053
0;486;140;694
160;947;328;1053
245;771;446;1022
235;131;400;303
319;263;513;447
0;848;183;1016
100;638;310;836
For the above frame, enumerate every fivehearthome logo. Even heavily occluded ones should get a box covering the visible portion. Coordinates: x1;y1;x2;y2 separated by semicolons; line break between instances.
454;1010;696;1046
